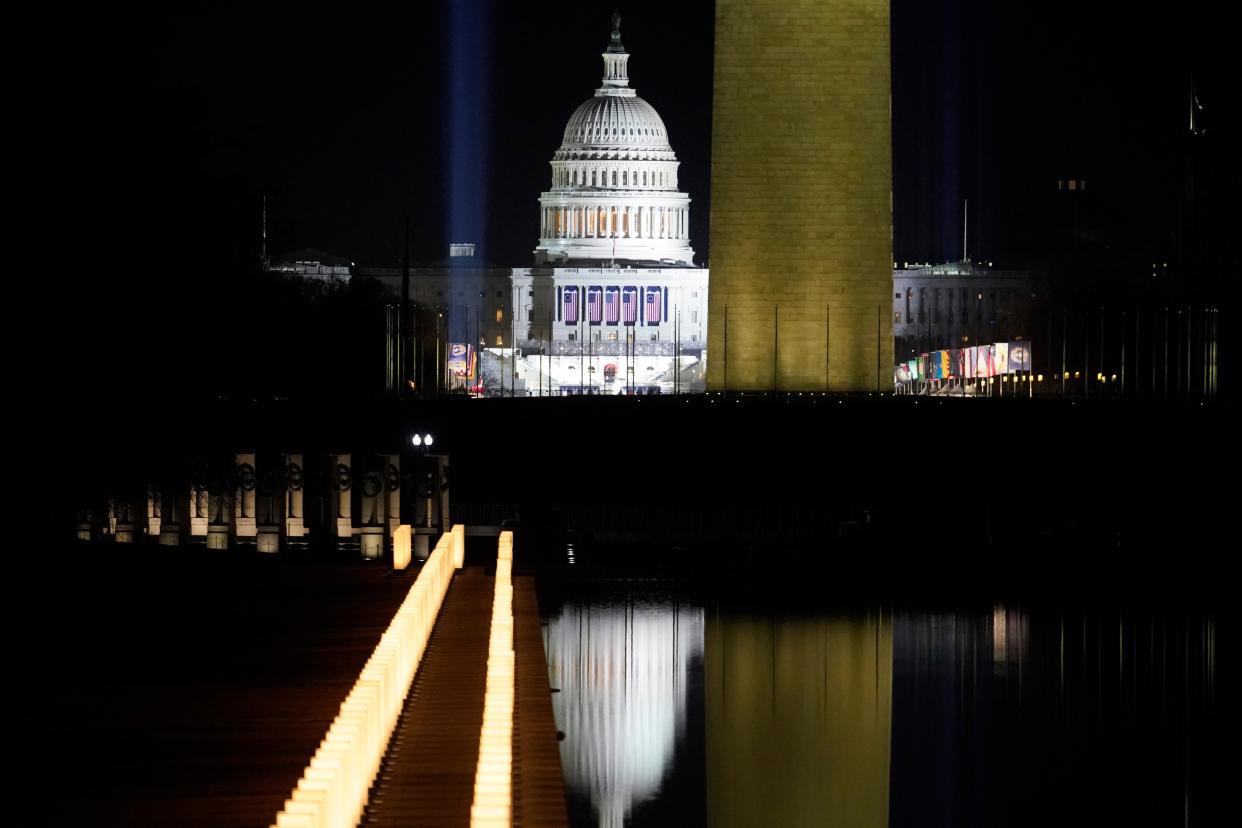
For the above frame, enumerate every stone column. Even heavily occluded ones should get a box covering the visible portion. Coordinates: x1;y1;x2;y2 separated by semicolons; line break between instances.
145;482;161;542
189;485;209;544
114;491;136;544
206;461;231;550
331;452;353;546
157;476;185;547
187;458;209;544
282;453;306;549
383;454;401;551
256;456;280;554
232;452;257;547
359;456;386;561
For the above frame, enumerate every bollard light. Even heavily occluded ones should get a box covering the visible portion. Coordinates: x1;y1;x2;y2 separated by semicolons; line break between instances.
471;531;515;827
273;526;462;828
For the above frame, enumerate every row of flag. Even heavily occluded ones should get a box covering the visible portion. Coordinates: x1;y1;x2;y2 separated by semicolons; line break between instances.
446;343;476;379
561;286;664;326
895;342;1032;383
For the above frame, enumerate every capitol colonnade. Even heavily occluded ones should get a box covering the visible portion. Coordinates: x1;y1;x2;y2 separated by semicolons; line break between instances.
540;204;690;241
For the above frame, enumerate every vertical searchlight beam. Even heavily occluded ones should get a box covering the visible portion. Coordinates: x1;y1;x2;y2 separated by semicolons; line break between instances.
446;0;490;345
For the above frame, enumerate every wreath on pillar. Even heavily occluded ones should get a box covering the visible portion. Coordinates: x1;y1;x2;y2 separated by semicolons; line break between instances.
384;464;401;492
236;463;257;492
361;472;383;498
336;463;352;491
284;463;304;491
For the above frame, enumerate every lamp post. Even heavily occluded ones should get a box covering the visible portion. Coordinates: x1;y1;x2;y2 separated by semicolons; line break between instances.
410;432;436;530
477;291;483;397
976;292;982;396
435;306;443;397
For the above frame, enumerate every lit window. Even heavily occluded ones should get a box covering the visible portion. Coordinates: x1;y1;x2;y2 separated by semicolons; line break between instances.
495;336;503;346
1068;180;1077;191
495;309;503;322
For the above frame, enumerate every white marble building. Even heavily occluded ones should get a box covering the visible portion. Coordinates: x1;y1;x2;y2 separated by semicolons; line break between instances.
516;17;709;394
354;18;709;395
534;19;695;268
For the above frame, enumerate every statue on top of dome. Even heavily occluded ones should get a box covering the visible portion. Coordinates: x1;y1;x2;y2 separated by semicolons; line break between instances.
608;9;625;52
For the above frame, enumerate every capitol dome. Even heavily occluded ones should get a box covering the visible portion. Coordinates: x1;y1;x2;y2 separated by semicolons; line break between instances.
560;96;673;155
535;17;694;266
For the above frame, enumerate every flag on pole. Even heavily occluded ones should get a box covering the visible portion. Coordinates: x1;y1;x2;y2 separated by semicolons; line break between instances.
645;287;662;324
605;287;620;324
622;286;638;325
995;341;1010;375
587;286;603;324
1008;342;1032;371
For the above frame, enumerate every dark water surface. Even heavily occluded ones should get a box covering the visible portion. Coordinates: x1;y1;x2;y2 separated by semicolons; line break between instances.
542;580;1223;827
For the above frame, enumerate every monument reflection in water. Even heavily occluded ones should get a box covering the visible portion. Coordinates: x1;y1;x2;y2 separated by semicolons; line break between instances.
544;588;705;827
546;589;1219;828
706;609;894;828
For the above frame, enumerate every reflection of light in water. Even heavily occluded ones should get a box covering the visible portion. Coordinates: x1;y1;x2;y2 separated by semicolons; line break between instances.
545;595;703;828
705;612;893;828
992;604;1029;675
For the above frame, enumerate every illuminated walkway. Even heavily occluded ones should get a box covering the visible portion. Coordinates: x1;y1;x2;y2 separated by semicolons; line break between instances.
359;569;568;827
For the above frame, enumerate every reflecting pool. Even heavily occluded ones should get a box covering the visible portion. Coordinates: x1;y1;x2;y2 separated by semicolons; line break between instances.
543;582;1221;827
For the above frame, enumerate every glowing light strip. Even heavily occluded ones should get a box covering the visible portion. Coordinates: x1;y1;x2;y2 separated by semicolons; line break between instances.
470;530;515;826
271;525;465;828
393;525;411;571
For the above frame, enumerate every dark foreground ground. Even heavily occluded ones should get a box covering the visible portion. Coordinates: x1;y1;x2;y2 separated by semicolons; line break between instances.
1;548;411;827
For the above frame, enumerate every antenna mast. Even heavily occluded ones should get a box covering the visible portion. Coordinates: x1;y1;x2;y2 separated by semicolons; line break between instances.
962;199;968;263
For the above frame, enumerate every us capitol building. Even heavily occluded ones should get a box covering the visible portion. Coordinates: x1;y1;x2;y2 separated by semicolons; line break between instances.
285;18;710;395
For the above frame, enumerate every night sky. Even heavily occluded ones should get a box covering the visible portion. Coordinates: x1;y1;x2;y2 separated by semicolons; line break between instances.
22;1;1236;400
39;0;1233;269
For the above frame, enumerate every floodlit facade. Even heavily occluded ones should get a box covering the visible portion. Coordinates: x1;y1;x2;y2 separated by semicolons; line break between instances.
356;17;710;396
893;261;1035;360
535;20;695;267
707;0;893;391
